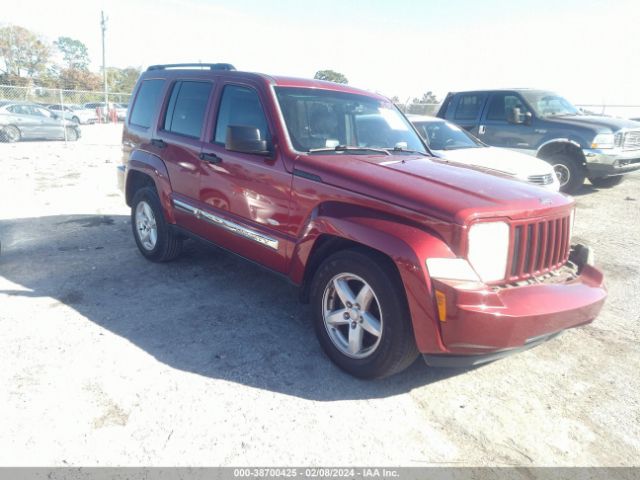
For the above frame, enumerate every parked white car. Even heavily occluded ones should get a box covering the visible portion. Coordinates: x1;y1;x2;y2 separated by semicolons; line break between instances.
409;115;560;191
47;104;98;125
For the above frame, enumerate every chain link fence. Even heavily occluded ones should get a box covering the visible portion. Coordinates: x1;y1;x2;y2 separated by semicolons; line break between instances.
395;102;441;116
0;84;132;124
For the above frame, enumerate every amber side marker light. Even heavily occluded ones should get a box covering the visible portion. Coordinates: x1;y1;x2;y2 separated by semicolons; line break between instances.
435;290;447;322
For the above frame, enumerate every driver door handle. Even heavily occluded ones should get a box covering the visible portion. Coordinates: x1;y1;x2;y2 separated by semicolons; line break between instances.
200;152;222;164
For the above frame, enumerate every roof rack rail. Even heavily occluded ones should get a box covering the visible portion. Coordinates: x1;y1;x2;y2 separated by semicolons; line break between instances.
146;63;236;71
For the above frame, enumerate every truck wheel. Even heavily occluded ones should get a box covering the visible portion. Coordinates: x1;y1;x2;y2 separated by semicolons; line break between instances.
131;187;183;262
310;249;419;379
548;153;585;194
589;176;624;188
1;125;21;143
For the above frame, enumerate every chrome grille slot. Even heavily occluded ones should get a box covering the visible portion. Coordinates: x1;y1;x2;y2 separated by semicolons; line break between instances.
623;130;640;151
506;215;571;282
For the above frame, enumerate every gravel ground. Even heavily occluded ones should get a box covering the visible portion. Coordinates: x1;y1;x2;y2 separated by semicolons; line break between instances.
0;124;638;466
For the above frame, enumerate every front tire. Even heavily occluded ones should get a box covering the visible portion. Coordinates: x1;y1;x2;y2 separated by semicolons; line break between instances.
589;175;624;188
65;127;79;141
310;249;419;379
1;125;21;143
131;187;183;262
547;153;585;194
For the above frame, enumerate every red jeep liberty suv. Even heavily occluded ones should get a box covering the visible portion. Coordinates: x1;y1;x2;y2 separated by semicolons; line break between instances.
118;63;606;378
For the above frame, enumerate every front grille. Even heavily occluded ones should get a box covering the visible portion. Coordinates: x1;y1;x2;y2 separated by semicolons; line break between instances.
527;173;554;185
623;130;640;151
506;215;571;282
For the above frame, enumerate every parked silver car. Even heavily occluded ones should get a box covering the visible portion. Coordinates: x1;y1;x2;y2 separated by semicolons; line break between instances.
0;101;81;142
47;104;98;125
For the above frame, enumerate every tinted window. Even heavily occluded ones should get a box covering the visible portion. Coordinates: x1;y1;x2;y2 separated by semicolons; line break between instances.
129;79;165;128
214;85;270;144
275;87;426;153
413;120;482;150
455;94;483;120
163;81;212;138
486;94;528;121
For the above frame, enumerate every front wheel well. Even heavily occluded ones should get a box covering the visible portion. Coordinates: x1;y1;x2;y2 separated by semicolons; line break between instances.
125;170;156;206
299;235;401;303
537;141;585;167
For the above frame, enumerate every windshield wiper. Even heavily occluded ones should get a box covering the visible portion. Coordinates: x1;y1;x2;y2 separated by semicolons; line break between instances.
308;145;391;155
384;146;429;156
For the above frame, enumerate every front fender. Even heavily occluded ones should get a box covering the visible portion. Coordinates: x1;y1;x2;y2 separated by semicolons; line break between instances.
127;150;176;223
290;213;457;353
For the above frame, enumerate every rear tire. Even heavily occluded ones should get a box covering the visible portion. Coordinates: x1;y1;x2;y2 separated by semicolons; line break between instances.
310;249;419;379
1;125;21;143
131;187;183;262
547;153;585;194
589;176;624;188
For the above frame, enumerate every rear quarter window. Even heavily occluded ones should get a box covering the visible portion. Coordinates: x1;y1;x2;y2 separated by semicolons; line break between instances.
129;79;165;128
163;81;213;138
455;94;483;121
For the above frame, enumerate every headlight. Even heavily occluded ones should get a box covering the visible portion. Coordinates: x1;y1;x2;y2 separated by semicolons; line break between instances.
591;133;615;149
467;221;510;283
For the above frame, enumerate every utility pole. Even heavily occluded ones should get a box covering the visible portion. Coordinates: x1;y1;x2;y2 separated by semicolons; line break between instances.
101;11;108;118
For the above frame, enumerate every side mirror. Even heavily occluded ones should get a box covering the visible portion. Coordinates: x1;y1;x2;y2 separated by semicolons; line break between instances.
523;111;533;125
508;107;524;124
225;125;270;155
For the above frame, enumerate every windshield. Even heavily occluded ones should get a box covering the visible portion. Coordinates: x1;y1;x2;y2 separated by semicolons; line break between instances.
521;91;580;117
412;119;483;150
274;87;427;154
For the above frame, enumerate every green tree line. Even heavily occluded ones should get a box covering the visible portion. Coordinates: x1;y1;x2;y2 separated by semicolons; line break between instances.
0;24;140;93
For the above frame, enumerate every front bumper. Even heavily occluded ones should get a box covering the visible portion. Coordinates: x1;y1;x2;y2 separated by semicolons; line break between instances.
583;148;640;177
117;164;126;194
425;251;606;367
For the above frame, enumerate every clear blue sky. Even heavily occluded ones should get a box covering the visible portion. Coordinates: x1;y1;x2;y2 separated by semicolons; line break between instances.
3;0;639;105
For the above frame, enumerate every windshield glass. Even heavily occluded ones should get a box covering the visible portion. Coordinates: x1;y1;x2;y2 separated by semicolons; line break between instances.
274;87;426;154
521;91;580;117
412;120;483;150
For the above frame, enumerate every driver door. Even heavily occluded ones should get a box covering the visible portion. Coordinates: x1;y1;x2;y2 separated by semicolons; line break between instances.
478;93;541;152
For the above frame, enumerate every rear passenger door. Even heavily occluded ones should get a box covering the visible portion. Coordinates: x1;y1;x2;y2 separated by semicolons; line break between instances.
447;93;487;135
154;79;214;236
197;82;292;273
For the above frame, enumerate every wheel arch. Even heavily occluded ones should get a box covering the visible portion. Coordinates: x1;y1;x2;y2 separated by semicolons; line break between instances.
125;150;176;223
292;210;456;353
536;139;585;166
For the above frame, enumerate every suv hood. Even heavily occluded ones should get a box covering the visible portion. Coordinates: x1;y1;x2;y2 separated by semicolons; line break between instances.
545;115;640;133
297;153;571;225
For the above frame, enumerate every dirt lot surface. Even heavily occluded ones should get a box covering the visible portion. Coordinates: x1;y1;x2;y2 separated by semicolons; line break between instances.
1;125;639;466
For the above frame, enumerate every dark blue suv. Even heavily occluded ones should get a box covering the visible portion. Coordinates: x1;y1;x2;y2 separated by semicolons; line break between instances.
437;89;640;193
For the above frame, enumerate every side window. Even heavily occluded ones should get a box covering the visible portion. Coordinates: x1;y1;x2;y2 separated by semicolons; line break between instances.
486;94;527;121
129;79;165;128
214;85;270;144
163;81;212;138
454;94;483;120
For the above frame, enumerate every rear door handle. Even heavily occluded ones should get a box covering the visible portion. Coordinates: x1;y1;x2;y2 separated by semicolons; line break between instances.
151;138;167;148
200;152;222;164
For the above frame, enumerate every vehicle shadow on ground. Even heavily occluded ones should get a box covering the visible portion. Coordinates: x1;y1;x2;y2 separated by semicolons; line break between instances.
0;214;471;401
